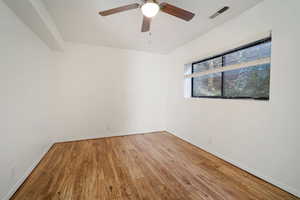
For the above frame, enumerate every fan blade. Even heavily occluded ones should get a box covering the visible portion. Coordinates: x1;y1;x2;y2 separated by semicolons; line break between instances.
160;3;195;21
141;16;151;32
99;3;139;16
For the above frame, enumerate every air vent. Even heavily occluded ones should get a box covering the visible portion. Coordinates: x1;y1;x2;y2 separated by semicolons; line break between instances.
209;6;229;19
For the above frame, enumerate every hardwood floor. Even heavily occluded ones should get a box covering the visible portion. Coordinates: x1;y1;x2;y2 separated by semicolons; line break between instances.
11;132;298;200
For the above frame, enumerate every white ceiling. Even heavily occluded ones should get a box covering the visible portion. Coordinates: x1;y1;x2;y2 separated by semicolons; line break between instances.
43;0;262;54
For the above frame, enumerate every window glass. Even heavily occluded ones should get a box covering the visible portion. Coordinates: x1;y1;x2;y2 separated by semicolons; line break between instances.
223;64;270;99
193;57;222;73
224;41;271;66
192;73;222;97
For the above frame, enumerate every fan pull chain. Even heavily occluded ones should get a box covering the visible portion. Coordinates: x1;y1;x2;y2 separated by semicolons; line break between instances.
148;31;152;45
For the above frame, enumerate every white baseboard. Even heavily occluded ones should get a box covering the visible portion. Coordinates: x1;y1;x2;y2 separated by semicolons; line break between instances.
55;129;165;143
210;148;300;197
170;132;300;198
2;142;54;200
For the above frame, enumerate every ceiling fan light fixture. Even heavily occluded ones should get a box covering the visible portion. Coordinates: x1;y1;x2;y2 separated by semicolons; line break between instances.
141;2;159;18
98;1;195;33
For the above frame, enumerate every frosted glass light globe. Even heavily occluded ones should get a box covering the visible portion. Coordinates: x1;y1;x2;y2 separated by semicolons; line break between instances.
141;2;159;18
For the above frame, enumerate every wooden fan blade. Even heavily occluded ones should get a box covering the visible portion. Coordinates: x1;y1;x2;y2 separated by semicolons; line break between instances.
141;16;151;32
99;3;139;16
160;3;195;21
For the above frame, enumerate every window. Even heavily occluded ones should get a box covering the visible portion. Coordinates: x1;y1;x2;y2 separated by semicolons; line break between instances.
190;38;271;100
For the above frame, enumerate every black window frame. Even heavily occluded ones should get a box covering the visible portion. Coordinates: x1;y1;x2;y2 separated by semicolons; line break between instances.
191;37;272;100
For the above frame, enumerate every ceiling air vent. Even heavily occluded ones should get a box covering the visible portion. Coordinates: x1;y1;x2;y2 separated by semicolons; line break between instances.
209;6;229;19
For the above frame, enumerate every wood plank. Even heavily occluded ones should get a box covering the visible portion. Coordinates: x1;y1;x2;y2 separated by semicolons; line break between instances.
99;4;140;16
11;132;299;200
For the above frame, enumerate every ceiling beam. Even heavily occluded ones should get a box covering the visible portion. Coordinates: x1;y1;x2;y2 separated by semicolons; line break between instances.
3;0;65;51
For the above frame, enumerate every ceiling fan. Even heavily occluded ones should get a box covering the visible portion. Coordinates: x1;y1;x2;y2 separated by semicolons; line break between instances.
99;0;195;32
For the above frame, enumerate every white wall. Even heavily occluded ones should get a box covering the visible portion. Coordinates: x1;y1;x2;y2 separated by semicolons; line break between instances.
0;2;167;197
0;1;58;199
165;0;300;196
54;43;167;142
2;0;300;198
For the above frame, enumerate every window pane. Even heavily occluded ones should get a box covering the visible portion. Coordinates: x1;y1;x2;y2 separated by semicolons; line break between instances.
193;57;222;73
192;73;222;97
223;64;270;99
224;41;271;66
190;39;271;100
